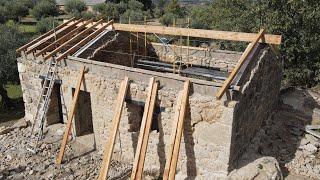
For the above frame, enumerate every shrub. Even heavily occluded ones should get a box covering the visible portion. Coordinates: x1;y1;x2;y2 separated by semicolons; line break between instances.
81;11;94;20
93;2;119;20
0;24;28;109
120;9;144;23
65;0;86;14
31;0;59;20
0;6;8;23
5;0;29;21
116;1;127;14
159;12;175;26
36;17;59;33
128;0;144;11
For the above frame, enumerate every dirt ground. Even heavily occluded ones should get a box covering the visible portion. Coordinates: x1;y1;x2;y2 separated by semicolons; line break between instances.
0;88;320;179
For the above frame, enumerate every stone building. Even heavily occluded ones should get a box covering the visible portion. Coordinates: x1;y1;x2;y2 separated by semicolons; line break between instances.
16;19;282;178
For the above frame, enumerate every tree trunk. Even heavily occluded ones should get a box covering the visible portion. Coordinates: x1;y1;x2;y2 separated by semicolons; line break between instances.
0;84;13;110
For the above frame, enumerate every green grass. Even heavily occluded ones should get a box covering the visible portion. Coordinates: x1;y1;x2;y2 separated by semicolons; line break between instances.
6;84;23;99
19;24;37;34
0;84;25;125
5;20;38;37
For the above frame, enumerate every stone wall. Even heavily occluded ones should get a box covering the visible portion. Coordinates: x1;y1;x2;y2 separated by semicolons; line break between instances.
228;44;282;170
17;44;282;178
152;44;242;72
17;55;234;178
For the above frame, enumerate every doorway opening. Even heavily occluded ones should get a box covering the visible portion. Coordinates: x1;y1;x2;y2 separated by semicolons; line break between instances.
73;90;94;136
46;83;63;125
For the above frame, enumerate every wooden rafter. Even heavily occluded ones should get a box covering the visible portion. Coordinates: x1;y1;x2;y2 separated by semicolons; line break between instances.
163;80;190;180
56;66;85;165
215;29;266;99
98;77;129;180
35;19;93;57
26;19;84;54
113;23;281;45
131;78;158;180
55;20;113;62
16;17;76;53
44;19;104;60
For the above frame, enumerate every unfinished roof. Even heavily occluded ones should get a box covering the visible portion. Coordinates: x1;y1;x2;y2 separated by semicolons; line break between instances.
17;18;281;99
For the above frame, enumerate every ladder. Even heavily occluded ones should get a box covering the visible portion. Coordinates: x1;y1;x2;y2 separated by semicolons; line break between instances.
28;57;58;153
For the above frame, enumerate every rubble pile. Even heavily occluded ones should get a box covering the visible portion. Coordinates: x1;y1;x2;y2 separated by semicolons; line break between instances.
0;122;131;180
238;88;320;179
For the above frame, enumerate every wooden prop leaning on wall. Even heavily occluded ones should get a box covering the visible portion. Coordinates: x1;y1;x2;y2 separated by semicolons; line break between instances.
98;77;130;180
163;80;190;180
215;29;266;100
131;77;158;180
56;66;85;165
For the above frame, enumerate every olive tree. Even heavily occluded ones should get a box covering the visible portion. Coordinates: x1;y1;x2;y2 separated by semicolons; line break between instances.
0;24;28;109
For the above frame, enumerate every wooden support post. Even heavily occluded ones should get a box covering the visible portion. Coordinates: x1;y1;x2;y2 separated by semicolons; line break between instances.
44;19;104;61
136;31;139;55
131;78;158;180
35;19;93;57
56;66;85;165
129;17;133;66
98;77;129;180
215;29;265;99
16;17;76;53
173;18;176;73
187;18;190;66
163;80;190;180
55;20;113;62
144;16;147;58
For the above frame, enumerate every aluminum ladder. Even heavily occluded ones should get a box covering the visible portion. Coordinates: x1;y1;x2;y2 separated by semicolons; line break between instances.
28;57;58;153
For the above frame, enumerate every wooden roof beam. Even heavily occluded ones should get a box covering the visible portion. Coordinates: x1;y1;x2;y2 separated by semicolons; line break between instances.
215;29;266;99
113;23;281;45
55;20;113;62
35;19;93;57
26;19;84;54
16;17;76;53
44;19;104;60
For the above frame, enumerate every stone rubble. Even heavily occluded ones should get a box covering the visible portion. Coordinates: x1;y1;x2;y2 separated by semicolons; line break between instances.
234;88;320;179
0;122;131;180
1;88;320;179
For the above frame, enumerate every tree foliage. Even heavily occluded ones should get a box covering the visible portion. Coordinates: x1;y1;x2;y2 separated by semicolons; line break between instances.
31;0;59;20
0;24;28;109
65;0;87;15
186;0;320;87
36;17;59;33
93;2;119;20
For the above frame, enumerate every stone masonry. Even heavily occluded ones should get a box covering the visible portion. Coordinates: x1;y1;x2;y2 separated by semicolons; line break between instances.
17;41;281;179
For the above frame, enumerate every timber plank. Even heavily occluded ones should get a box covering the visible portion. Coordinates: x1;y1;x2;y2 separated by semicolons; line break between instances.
35;19;93;57
113;24;281;45
163;80;190;180
215;29;266;99
135;81;158;180
44;19;104;60
26;18;83;54
98;77;129;180
168;80;190;180
130;78;156;180
55;20;113;62
56;66;85;165
16;17;76;53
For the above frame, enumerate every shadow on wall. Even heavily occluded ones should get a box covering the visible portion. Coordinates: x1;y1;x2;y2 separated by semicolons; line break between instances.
235;88;320;177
